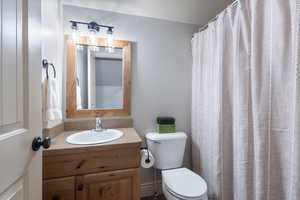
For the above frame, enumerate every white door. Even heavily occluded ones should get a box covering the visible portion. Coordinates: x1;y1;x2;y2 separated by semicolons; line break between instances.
0;0;42;200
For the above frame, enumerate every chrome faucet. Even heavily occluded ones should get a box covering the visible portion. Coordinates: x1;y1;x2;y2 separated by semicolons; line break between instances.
95;117;103;132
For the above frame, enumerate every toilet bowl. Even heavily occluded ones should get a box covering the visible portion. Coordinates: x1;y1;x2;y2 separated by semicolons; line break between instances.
146;132;208;200
162;168;208;200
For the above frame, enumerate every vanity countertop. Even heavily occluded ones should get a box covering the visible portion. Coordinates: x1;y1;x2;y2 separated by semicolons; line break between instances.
43;128;142;156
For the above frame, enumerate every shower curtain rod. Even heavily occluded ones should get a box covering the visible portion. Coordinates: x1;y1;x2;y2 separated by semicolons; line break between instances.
199;0;239;32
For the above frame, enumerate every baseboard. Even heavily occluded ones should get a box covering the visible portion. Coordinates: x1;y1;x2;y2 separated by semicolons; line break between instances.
141;181;163;197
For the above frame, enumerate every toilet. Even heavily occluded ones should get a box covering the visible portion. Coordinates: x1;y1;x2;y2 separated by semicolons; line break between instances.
146;132;208;200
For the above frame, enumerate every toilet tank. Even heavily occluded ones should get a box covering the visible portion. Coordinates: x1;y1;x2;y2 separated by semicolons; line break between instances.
146;132;187;170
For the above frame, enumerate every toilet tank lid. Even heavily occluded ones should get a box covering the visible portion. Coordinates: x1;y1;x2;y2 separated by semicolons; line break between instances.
146;132;187;141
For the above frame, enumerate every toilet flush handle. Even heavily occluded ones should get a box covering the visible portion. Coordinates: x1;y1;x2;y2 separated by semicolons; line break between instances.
147;138;161;144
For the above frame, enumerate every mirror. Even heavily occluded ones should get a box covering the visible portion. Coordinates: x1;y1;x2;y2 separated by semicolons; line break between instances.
66;36;131;118
76;45;123;109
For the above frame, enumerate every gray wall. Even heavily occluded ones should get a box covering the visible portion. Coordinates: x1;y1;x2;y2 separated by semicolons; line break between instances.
63;5;197;184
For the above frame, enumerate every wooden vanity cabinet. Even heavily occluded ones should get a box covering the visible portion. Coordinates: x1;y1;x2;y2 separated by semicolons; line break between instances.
43;145;141;200
76;168;140;200
43;177;75;200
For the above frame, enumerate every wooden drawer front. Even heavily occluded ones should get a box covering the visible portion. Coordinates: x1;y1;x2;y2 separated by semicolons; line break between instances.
44;147;140;179
43;177;75;200
76;168;140;200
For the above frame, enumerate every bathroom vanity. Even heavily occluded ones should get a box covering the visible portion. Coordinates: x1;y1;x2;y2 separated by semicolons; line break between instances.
42;127;141;200
42;35;141;200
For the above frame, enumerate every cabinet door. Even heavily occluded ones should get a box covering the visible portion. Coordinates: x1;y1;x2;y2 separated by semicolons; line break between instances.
76;168;140;200
43;177;75;200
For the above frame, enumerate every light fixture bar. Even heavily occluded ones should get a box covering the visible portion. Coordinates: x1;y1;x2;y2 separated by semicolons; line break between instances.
69;20;114;31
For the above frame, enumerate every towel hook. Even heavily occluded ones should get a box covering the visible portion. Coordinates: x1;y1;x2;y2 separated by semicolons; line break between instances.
42;59;56;79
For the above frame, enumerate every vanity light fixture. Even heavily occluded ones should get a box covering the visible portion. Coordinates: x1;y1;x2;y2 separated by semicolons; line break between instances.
106;27;114;53
87;21;100;32
69;20;114;49
71;21;79;43
107;27;113;35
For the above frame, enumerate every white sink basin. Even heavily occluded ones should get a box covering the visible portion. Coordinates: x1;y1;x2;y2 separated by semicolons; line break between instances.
66;129;123;145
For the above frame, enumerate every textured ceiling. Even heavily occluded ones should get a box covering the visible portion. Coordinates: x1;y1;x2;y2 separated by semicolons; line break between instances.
61;0;233;25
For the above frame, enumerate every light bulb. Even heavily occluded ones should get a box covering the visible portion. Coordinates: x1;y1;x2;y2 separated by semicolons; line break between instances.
106;30;114;53
72;29;79;43
107;34;113;47
89;30;97;45
70;21;79;43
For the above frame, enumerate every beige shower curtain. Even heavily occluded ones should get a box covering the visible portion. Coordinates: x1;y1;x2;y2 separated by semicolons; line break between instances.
191;0;300;200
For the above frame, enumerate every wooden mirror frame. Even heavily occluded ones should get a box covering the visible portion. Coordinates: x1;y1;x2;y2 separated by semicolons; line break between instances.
66;35;132;118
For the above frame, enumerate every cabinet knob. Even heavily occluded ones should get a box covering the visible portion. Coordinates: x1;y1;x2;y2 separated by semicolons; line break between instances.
77;184;84;191
52;195;60;200
32;137;51;151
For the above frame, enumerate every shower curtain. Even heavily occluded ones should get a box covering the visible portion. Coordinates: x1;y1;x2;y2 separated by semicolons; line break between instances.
191;0;300;200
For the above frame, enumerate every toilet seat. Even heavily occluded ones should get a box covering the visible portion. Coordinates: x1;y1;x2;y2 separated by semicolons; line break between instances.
162;168;207;200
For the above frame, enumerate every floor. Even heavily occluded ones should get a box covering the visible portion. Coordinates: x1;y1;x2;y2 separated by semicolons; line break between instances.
141;195;166;200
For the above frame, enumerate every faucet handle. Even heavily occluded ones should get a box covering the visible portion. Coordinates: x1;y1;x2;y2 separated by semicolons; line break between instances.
96;117;101;124
95;117;103;132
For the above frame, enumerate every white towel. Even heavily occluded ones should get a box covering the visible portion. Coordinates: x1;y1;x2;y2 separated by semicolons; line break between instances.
76;85;83;109
43;77;62;121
